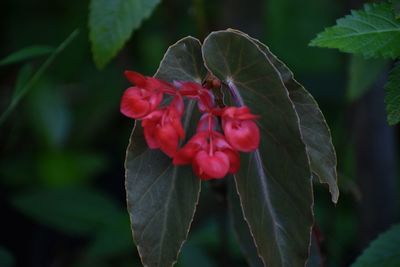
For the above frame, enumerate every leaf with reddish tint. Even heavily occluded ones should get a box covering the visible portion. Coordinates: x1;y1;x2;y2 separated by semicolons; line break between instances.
203;30;314;267
125;37;207;267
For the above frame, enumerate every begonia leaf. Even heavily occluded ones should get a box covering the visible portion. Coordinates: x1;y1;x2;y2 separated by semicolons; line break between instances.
202;30;314;267
125;37;207;267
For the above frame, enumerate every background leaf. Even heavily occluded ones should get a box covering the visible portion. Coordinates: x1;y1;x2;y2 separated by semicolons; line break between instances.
0;29;79;126
347;56;388;102
385;63;400;125
310;3;400;59
0;45;54;66
11;187;122;235
89;0;161;69
125;37;207;267
202;30;313;267
351;224;400;267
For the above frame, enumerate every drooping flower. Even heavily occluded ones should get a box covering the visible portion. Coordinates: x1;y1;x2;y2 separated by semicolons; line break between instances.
142;96;185;157
173;130;240;180
120;71;174;119
222;106;260;152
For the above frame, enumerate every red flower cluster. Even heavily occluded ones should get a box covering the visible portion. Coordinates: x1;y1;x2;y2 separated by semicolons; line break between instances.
121;71;260;180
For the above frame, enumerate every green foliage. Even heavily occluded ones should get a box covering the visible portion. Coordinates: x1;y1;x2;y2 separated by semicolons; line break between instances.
351;224;400;267
385;63;400;125
0;45;53;66
125;29;338;267
310;3;400;59
203;30;313;267
246;32;339;203
12;187;122;235
347;56;388;102
227;180;263;267
125;37;206;267
0;29;79;126
89;0;161;69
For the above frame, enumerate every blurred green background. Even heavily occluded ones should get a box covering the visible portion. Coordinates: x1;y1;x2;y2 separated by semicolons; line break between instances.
0;0;398;266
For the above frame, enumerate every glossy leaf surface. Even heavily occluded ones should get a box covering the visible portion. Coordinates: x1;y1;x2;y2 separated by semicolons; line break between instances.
125;37;207;267
202;30;314;267
89;0;160;68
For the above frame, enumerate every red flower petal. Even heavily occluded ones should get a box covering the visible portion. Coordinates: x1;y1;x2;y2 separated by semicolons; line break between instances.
124;71;147;87
120;87;151;119
156;124;180;157
224;119;260;152
193;151;230;180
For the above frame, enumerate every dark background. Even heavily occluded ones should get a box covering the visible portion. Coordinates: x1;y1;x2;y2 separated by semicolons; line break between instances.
0;0;399;266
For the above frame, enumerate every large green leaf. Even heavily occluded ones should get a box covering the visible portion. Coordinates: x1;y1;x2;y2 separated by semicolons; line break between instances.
89;0;161;69
202;30;314;267
235;29;338;203
227;180;263;267
351;224;400;267
385;63;400;125
125;37;207;267
310;3;400;59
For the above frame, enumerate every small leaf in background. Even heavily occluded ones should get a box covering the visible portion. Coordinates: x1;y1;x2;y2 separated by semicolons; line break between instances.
0;247;14;267
89;0;161;69
11;187;121;235
347;56;388;102
28;81;71;147
37;151;107;187
203;30;314;267
0;45;54;67
0;29;79;126
125;37;207;267
13;64;33;99
351;224;400;267
310;3;400;59
385;63;400;125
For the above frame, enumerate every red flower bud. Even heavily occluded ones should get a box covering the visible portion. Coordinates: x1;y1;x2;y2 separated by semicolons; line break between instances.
222;107;260;152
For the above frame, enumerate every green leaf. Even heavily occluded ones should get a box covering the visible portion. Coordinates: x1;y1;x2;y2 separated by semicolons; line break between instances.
89;0;161;69
235;29;339;203
347;56;388;102
385;63;400;125
227;180;263;267
0;45;54;66
11;187;121;235
125;37;207;267
351;224;400;267
0;29;79;126
310;3;400;59
202;30;314;267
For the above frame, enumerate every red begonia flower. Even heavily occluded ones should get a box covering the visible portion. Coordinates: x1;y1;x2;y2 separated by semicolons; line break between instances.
222;106;260;152
142;97;185;157
120;71;176;119
173;130;240;179
193;150;230;180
